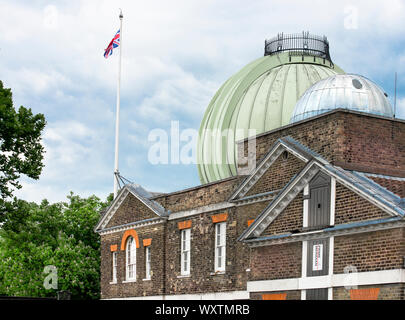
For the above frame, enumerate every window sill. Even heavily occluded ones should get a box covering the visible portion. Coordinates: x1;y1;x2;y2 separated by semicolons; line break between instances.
122;279;137;283
109;281;118;285
177;274;191;279
210;271;226;276
142;278;151;281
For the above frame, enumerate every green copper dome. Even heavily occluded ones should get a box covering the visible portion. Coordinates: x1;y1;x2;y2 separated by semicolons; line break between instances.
197;34;345;184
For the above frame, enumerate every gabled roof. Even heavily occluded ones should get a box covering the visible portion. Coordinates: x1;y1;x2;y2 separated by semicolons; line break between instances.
325;167;405;214
95;183;167;233
238;158;405;242
229;136;324;201
361;172;405;199
243;216;405;247
238;159;321;240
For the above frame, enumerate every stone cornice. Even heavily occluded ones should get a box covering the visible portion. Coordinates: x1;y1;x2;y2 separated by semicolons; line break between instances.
230;140;310;201
233;190;280;206
96;188;130;231
244;218;405;248
97;216;167;236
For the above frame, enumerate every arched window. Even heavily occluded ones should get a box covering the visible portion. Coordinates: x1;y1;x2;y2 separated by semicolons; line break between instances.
126;237;136;281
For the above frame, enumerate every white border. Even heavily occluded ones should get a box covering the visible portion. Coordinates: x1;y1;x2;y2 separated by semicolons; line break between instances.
247;269;405;293
303;184;309;228
330;177;336;226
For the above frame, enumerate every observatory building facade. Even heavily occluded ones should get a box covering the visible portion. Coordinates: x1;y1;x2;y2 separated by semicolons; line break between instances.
96;33;405;300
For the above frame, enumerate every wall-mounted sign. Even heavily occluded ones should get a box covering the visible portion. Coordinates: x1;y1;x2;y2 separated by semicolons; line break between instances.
312;243;323;271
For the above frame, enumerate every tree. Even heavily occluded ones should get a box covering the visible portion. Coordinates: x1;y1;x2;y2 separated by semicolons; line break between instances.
0;80;46;207
0;193;111;299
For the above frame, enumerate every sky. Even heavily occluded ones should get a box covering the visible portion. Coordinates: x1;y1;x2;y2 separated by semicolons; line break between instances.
1;0;405;204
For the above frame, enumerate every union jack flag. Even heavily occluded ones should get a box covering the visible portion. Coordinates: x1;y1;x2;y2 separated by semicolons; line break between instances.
104;29;120;59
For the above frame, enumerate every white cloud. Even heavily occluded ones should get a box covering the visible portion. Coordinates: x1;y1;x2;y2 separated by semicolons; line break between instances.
2;0;405;203
395;97;405;119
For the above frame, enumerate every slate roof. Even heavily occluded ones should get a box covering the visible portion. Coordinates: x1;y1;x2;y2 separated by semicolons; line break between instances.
126;184;167;217
95;183;168;232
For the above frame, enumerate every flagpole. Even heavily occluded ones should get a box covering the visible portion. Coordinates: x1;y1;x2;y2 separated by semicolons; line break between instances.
114;9;123;199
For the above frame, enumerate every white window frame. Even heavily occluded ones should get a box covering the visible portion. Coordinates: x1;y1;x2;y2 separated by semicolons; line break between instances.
112;251;118;283
180;228;191;275
145;246;151;280
126;237;136;281
214;222;226;272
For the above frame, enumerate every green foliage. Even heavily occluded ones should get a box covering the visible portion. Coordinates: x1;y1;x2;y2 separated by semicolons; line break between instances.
0;193;111;299
0;80;46;205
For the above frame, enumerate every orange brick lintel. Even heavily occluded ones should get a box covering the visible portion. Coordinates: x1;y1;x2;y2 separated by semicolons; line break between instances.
110;244;118;252
143;238;152;247
262;293;287;300
120;229;140;250
350;288;380;300
178;220;192;230
211;212;228;223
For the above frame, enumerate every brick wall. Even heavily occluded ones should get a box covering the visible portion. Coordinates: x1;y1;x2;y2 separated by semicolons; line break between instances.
340;112;405;176
236;201;272;233
367;176;405;198
245;151;306;196
98;110;405;299
333;228;405;274
105;193;157;229
100;180;272;298
249;242;302;281
238;111;405;178
334;182;391;225
333;283;405;300
100;223;166;299
165;206;251;295
262;193;303;236
152;177;240;213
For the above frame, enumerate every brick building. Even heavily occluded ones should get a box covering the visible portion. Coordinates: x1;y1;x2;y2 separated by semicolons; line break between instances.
95;33;405;300
95;109;405;300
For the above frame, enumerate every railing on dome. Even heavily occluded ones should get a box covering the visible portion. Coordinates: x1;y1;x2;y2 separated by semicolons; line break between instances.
264;32;332;62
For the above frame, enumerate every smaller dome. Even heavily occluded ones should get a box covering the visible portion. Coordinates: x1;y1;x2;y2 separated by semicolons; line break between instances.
290;74;393;123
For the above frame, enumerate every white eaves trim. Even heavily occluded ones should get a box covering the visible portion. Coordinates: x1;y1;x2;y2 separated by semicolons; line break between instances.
239;159;405;242
247;269;405;292
323;168;404;218
168;202;235;221
95;185;167;232
95;188;130;232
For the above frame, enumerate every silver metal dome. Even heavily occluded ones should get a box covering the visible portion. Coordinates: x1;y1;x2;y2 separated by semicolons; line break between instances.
290;74;393;123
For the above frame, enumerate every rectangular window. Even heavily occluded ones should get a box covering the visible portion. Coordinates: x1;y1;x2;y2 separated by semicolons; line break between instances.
180;228;191;275
215;222;226;272
112;251;118;283
145;247;151;280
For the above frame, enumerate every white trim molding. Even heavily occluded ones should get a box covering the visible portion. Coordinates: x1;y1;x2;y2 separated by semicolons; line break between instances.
98;217;166;236
330;177;336;226
247;269;405;293
168;202;235;221
303;184;309;228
